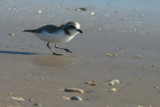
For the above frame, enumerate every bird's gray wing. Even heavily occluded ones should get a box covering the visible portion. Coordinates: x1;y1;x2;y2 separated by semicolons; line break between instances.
39;25;62;33
23;25;62;33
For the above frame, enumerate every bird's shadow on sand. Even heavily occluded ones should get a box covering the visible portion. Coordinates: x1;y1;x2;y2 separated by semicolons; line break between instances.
0;50;38;55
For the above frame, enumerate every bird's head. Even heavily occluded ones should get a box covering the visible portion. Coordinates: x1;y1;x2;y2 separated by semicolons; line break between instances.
65;22;83;33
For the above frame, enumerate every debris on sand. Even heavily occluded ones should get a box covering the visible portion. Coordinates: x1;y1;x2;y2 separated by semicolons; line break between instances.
90;12;95;15
64;88;84;93
75;7;88;11
84;80;97;86
152;64;155;68
11;96;25;102
134;55;143;59
108;79;120;86
107;53;117;57
70;96;83;101
63;96;83;101
38;10;42;14
9;33;15;36
110;88;117;92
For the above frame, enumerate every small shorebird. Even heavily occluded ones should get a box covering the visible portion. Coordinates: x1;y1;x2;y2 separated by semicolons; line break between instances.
23;22;83;55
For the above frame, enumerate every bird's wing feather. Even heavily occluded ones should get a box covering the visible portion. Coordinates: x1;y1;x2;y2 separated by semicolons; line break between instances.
23;25;63;33
39;25;62;33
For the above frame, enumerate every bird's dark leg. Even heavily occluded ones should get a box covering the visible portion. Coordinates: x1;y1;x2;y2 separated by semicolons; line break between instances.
55;44;72;53
47;42;62;55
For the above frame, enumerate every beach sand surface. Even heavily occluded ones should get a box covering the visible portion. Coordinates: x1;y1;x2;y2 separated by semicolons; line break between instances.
0;0;160;107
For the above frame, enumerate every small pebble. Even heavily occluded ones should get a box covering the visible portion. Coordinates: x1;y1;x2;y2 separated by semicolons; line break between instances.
64;88;84;93
140;14;144;17
132;28;136;32
115;11;119;14
34;103;42;106
70;96;83;101
135;8;139;12
110;88;117;92
153;85;158;88
90;12;94;15
138;105;144;107
41;77;46;80
38;10;42;14
121;17;127;20
28;98;34;102
139;78;144;81
152;64;155;68
8;92;13;96
98;28;102;31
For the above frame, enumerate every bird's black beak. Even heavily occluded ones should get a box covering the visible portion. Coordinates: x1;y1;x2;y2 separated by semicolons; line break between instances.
77;29;83;33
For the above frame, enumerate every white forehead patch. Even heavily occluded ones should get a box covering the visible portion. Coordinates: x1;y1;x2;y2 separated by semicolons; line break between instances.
75;23;80;29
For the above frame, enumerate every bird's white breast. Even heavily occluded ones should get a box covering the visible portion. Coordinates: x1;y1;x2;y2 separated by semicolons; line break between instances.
34;30;79;43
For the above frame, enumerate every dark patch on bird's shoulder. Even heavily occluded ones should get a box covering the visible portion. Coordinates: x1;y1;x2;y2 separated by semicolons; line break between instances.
23;25;63;33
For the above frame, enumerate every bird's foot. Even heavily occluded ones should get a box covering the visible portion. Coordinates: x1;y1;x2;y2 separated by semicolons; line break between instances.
64;49;72;53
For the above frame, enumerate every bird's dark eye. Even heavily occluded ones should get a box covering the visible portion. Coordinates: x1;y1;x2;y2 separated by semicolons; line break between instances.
70;25;75;29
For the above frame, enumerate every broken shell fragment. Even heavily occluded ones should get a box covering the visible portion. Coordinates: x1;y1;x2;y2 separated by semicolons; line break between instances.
108;79;120;85
64;88;84;93
110;88;117;92
107;54;117;57
134;55;143;58
9;33;15;36
11;96;25;102
62;96;70;100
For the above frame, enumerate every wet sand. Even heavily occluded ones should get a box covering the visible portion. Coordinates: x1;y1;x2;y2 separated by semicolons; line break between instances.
1;0;160;107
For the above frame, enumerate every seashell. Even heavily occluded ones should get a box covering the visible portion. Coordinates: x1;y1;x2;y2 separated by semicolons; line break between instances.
70;96;83;101
108;79;120;85
11;96;25;102
64;88;84;93
110;88;117;92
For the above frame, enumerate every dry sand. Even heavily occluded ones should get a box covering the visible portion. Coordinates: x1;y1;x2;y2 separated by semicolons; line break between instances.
1;0;160;107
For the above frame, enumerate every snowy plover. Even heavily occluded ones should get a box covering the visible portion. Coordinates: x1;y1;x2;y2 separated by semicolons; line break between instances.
23;22;83;55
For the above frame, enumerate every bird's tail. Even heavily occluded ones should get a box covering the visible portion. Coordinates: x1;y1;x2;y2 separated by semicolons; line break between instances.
23;29;36;33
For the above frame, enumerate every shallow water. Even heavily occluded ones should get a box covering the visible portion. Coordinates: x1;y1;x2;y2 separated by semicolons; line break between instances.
0;0;160;57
